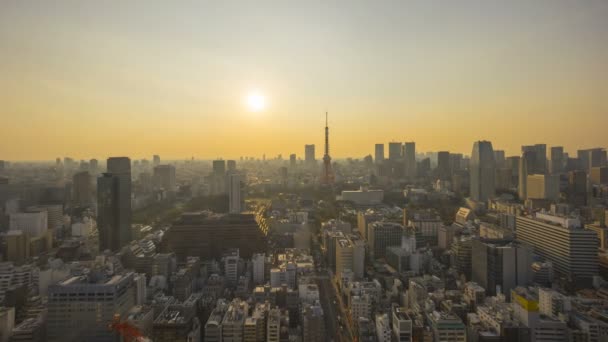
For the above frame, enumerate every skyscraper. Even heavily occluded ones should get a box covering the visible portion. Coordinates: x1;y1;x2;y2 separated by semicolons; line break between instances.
320;112;334;185
577;148;607;172
522;144;547;174
228;173;245;214
72;171;93;207
97;157;132;252
388;142;402;161
374;144;384;163
152;154;161;167
470;141;496;202
153;164;176;190
404;142;416;179
518;150;535;200
550;146;564;174
436;151;451;180
305;144;316;164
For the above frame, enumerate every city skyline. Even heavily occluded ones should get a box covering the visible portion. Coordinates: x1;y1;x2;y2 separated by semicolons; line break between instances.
2;0;608;160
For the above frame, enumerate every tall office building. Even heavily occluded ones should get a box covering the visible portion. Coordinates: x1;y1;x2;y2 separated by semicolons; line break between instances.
522;144;547;174
152;155;161;166
436;151;451;180
526;174;559;200
89;159;98;173
97;157;132;252
374;144;384;163
471;239;532;297
518;150;535;200
568;170;587;206
302;303;325;342
212;160;226;175
516;213;598;286
72;171;93;207
388;142;402;161
48;272;135;342
391;307;413;342
494;150;506;168
228;173;245;214
227;160;237;172
577;148;607;172
304;145;316;164
289;154;296;168
550;146;564;174
153;164;176;191
470;141;496;202
368;222;403;260
404;142;416;179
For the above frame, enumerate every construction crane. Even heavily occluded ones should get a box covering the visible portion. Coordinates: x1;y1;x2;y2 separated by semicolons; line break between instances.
108;314;148;342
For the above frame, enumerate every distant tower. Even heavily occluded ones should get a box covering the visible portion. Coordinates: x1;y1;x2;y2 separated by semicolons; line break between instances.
321;112;335;185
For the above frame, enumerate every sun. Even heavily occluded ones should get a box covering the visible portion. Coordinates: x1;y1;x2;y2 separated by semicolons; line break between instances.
245;91;267;112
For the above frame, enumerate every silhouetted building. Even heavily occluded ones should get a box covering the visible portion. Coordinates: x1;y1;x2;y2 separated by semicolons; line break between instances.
97;157;132;252
375;144;384;164
166;212;266;260
470;141;496;202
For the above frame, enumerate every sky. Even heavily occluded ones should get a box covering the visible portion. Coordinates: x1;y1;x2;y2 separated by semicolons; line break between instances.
1;0;607;161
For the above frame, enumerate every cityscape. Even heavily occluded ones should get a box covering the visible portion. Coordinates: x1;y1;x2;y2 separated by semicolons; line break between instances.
1;2;608;342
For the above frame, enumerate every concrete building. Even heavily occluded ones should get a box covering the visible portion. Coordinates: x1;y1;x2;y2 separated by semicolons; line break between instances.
437;151;451;180
590;166;608;185
153;164;176;191
404;142;417;179
302;303;325;342
252;253;265;285
392;307;413;342
519;150;535;200
511;287;569;342
335;236;365;279
526;174;560;200
470;141;496;202
375;144;385;163
375;313;391;342
224;248;240;287
577;148;607;172
388;142;402;161
166;212;266;260
72;171;93;207
97;157;132;252
305;144;316;164
222;299;248;342
522;144;547;174
516;213;598;286
550;146;564;174
471;240;533;297
9;210;47;237
427;311;466;342
228;173;245;214
47;272;135;342
368;222;403;260
0;306;15;342
340;186;384;206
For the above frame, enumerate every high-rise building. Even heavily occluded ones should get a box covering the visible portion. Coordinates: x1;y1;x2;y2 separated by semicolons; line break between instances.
550;146;564;174
302;303;325;342
227;160;237;172
320;112;335;185
72;171;93;207
391;307;413;342
404;142;416;179
304;145;316;164
494;150;506;168
470;141;496;202
368;222;403;260
153;164;176;191
48;272;135;342
335;235;365;279
577;148;607;172
152;155;161;166
471;239;533;297
289;154;296;168
568;170;587;206
526;174;560;200
516;214;598;286
522;144;547;174
590;166;608;185
213;160;226;175
228;173;245;214
252;253;265;285
388;142;402;161
519;150;535;200
97;157;132;252
374;144;384;163
436;151;451;180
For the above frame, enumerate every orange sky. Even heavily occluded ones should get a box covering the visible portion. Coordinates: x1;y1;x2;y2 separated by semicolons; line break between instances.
1;1;607;161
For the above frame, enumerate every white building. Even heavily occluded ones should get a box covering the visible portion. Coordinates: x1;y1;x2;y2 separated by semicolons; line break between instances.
375;313;391;342
391;307;413;342
340;186;384;206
